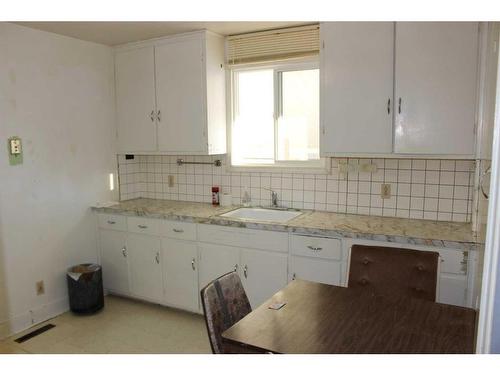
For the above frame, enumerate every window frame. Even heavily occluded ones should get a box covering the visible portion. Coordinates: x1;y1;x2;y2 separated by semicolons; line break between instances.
226;58;329;173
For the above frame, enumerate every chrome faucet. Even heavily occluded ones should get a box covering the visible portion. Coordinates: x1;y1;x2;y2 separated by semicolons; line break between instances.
263;188;279;208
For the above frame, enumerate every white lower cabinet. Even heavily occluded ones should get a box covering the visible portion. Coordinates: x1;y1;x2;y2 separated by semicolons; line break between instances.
197;224;289;308
162;238;199;312
290;256;342;286
97;213;475;314
239;248;288;308
198;243;239;290
99;229;129;295
289;234;345;287
127;233;164;303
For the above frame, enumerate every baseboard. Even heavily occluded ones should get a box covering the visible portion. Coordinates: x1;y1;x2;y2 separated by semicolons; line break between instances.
0;297;69;340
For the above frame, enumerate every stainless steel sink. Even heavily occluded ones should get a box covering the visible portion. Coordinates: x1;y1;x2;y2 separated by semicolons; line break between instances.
219;207;302;223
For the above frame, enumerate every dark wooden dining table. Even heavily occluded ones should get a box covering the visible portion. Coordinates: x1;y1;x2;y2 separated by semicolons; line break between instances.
222;279;477;354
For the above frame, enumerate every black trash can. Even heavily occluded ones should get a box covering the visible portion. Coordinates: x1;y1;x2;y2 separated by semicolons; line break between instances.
67;263;104;314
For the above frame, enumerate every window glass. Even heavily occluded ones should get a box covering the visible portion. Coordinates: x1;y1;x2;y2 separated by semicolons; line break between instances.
231;63;321;168
277;69;319;161
232;69;274;165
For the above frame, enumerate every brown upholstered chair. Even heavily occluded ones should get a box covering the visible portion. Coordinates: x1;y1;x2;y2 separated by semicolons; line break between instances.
348;245;439;302
200;271;258;354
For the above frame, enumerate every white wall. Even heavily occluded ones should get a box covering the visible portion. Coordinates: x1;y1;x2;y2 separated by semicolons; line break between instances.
0;23;116;337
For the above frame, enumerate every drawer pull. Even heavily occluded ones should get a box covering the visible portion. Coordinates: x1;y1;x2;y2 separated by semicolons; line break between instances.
121;247;127;258
155;252;160;264
173;228;184;233
138;225;148;229
307;245;323;252
191;258;196;271
107;220;116;225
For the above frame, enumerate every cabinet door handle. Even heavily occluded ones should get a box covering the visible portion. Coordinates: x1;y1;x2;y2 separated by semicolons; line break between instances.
173;228;184;233
138;224;148;229
307;245;323;252
157;110;161;122
107;220;116;225
121;247;127;258
387;98;391;114
191;258;196;271
150;110;155;122
233;264;238;272
155;252;160;264
243;265;248;279
398;98;402;114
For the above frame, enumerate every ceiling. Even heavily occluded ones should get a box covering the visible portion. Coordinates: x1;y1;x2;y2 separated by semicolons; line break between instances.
14;21;309;46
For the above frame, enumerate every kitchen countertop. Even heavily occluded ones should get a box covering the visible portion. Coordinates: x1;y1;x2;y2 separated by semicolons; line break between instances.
92;198;480;251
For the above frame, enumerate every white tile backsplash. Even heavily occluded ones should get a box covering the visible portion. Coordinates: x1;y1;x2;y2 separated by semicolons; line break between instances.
118;155;475;223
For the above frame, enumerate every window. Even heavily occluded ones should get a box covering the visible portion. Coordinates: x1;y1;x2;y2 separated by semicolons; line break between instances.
230;61;322;168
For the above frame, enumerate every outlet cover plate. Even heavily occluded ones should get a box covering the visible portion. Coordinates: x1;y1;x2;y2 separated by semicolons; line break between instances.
8;136;23;166
381;184;391;199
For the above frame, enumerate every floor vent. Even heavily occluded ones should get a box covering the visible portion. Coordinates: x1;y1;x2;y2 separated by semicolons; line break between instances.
14;324;56;343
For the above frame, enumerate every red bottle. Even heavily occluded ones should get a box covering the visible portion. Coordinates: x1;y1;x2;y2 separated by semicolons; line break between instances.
212;186;220;206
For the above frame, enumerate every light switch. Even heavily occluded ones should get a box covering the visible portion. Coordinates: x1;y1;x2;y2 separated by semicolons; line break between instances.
8;136;23;166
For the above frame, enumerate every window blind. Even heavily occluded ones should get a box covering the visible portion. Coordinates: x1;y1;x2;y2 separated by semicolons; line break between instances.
226;24;320;65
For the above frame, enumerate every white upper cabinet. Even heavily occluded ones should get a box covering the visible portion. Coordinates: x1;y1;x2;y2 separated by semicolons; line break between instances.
155;36;206;153
114;31;226;155
320;22;480;157
320;22;394;155
394;22;479;155
115;46;157;153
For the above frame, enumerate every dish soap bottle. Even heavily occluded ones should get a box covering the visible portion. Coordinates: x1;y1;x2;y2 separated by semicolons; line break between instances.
212;186;220;206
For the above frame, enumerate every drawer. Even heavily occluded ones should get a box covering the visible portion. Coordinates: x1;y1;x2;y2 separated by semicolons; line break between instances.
127;217;160;236
161;221;197;241
197;224;288;253
439;248;468;275
291;235;342;260
97;214;127;231
290;256;342;286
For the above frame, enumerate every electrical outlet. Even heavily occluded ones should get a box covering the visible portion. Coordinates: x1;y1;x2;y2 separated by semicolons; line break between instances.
36;280;45;296
381;184;391;199
168;175;175;187
8;136;23;166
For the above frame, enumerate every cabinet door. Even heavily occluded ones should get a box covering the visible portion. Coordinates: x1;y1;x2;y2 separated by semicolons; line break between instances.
198;243;239;290
99;230;129;294
438;274;467;307
240;249;288;308
394;22;479;155
290;256;342;286
162;238;199;312
127;233;163;302
115;46;157;152
320;22;394;155
155;37;207;153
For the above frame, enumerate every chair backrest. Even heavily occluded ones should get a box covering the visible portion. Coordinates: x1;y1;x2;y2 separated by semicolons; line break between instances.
348;245;439;302
200;271;252;354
